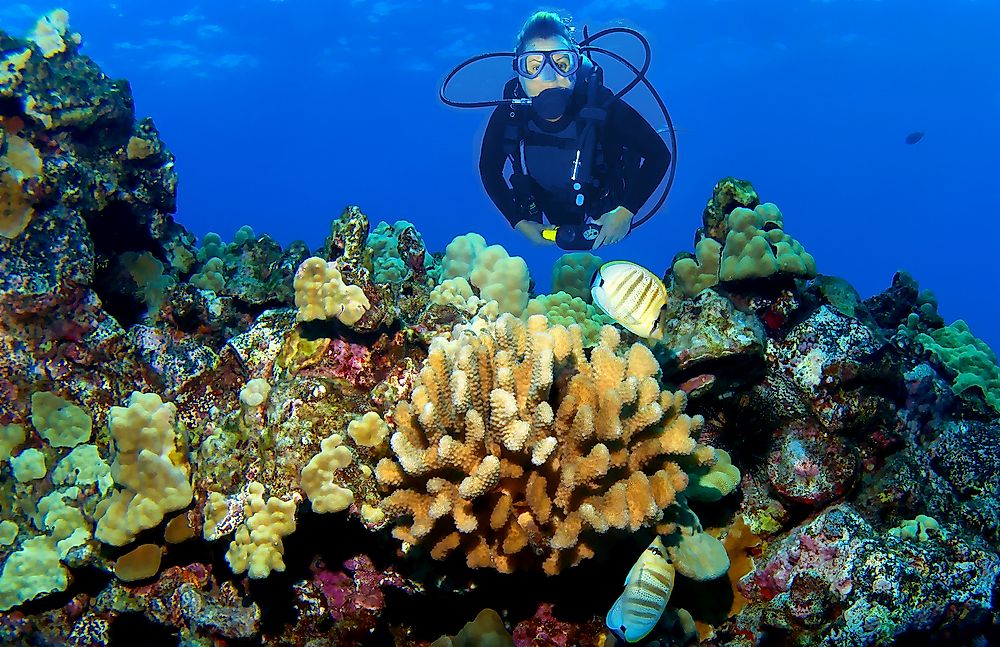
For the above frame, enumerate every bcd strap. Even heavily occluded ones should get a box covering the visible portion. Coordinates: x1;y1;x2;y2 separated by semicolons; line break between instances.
522;130;579;150
501;76;615;184
578;106;607;122
502;77;527;175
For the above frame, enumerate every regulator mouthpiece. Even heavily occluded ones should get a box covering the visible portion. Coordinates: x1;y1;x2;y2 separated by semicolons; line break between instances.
532;87;573;120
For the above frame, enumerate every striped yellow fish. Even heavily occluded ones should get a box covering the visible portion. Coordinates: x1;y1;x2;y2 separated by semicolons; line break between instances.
605;536;676;643
590;261;667;340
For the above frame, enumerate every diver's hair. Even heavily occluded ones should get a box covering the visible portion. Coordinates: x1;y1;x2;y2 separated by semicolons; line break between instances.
514;11;577;54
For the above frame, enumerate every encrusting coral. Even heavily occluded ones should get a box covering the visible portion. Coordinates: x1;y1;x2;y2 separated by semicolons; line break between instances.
376;313;715;575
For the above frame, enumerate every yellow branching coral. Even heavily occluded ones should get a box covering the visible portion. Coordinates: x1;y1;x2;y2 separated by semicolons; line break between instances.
376;314;711;575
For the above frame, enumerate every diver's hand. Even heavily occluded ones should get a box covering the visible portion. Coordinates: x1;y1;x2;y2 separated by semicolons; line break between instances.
515;220;556;246
592;206;634;250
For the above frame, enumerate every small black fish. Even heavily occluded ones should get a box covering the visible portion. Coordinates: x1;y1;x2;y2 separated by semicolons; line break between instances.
905;131;924;145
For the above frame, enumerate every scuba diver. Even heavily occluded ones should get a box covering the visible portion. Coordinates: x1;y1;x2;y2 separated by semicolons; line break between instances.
440;11;678;251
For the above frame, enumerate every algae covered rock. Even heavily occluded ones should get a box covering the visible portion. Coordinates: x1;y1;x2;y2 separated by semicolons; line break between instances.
659;288;766;375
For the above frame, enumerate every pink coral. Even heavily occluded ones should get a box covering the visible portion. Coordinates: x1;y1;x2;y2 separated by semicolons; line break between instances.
741;530;853;606
310;555;416;628
511;603;605;647
299;339;377;388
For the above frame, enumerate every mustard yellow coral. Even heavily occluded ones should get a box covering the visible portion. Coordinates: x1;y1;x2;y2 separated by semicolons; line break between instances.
225;482;297;579
670;201;815;297
300;434;355;513
376;314;711;574
126;136;156;160
523;291;614;347
293;257;371;325
720;203;816;281
0;48;32;94
94;392;194;546
348;412;390;448
672;237;722;297
30;10;74;58
0;133;43;239
551;252;603;302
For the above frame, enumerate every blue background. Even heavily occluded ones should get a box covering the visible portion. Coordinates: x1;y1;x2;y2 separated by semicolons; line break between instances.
3;1;998;352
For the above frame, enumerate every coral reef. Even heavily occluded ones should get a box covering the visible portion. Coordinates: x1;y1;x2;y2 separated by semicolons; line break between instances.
916;319;1000;413
551;252;603;302
670;182;816;298
441;233;532;316
732;505;996;645
0;15;998;647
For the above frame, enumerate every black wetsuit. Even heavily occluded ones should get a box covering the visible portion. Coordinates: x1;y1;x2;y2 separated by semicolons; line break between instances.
479;85;671;229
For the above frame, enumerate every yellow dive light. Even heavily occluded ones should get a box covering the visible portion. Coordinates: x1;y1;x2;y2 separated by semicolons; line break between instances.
541;227;558;241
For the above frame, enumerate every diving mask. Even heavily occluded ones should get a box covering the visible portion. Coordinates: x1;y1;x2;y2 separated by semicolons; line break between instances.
514;49;581;79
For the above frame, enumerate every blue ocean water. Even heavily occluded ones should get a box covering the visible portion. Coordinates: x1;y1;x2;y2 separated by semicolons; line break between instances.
2;0;998;352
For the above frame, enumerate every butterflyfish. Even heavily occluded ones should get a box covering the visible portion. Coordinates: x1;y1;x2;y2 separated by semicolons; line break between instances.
590;261;667;340
605;536;676;643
